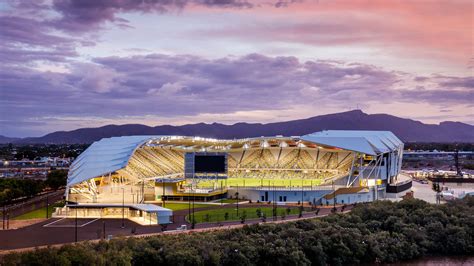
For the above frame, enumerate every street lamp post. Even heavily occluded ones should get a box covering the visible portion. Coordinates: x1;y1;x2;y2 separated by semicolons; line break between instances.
236;184;239;217
192;183;195;228
273;181;276;221
332;181;336;211
162;179;166;208
121;188;125;228
220;180;223;206
75;207;78;242
102;220;106;239
2;204;5;230
46;195;49;219
301;178;304;205
188;183;191;221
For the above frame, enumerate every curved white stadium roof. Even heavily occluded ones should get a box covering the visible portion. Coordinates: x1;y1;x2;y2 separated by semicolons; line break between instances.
67;131;403;187
301;130;403;155
67;136;158;186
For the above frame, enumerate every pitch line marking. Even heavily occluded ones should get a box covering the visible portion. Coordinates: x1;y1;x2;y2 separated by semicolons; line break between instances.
43;218;65;227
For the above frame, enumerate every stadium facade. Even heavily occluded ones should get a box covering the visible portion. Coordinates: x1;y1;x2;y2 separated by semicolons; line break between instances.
56;130;409;225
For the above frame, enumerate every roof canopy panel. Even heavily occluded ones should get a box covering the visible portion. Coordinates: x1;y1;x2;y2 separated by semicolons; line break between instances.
302;136;377;155
67;135;157;186
301;130;403;155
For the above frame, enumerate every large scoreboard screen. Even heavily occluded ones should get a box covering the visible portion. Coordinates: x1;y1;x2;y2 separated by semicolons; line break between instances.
184;152;228;178
194;155;226;173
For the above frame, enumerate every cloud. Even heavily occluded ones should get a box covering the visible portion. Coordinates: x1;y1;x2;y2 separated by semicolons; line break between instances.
191;1;472;67
0;3;94;66
437;76;474;89
147;82;185;96
51;0;254;32
1;53;472;137
73;63;122;93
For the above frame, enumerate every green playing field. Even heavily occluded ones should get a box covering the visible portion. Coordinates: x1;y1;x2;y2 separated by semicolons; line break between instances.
162;202;211;211
196;178;324;188
13;201;65;220
188;206;301;223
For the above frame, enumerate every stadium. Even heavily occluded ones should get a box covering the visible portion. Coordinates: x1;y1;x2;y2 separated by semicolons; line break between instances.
56;130;406;225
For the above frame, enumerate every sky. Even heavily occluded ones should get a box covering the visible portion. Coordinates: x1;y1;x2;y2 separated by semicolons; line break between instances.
0;0;473;137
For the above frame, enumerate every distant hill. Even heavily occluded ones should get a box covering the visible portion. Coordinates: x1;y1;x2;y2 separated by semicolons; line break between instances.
4;110;474;144
0;135;20;144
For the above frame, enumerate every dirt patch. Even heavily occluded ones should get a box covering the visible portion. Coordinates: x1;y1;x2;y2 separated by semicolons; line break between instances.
1;218;46;230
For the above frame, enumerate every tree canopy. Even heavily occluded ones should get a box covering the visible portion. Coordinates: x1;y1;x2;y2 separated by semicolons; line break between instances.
46;170;68;190
0;179;44;205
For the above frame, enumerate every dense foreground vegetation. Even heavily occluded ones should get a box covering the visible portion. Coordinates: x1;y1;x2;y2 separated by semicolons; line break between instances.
3;197;473;265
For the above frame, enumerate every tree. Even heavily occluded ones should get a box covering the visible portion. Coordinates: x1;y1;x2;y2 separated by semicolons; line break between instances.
46;170;68;190
240;210;247;224
191;217;196;229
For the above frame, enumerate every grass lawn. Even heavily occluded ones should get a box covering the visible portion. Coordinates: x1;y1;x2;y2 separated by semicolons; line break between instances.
216;198;246;204
13;201;65;220
188;206;301;223
162;202;211;211
197;178;324;188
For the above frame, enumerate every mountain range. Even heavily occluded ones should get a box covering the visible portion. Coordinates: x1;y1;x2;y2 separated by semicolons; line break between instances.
2;110;473;144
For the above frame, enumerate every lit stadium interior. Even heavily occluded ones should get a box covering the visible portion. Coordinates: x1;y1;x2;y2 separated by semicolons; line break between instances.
67;136;355;203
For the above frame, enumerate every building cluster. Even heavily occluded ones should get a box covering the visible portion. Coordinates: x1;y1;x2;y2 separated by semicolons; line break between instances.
0;157;72;179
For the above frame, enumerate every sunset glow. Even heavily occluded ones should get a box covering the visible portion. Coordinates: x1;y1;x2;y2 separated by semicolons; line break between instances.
0;0;472;137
